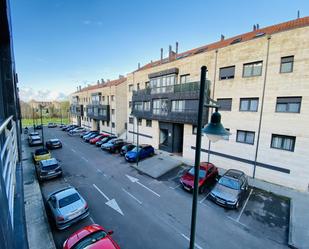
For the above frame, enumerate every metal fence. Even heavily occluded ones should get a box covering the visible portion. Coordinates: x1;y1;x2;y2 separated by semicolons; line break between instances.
0;116;19;226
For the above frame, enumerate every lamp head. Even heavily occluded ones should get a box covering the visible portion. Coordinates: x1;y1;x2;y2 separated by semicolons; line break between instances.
202;111;230;142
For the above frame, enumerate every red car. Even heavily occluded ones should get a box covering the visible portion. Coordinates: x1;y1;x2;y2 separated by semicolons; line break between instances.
63;224;121;249
180;162;218;193
89;134;109;144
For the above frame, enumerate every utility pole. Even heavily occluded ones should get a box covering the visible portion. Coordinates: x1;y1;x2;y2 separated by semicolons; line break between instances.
39;105;45;149
136;117;139;167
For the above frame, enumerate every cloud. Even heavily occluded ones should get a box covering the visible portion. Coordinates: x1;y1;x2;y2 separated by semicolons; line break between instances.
19;87;68;102
83;20;92;25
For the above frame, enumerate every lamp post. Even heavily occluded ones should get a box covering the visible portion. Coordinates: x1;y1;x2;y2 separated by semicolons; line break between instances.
189;66;230;249
37;104;48;149
136;117;139;167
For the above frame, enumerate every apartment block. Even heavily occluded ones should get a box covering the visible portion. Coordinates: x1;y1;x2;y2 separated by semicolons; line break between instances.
127;17;309;191
70;77;127;136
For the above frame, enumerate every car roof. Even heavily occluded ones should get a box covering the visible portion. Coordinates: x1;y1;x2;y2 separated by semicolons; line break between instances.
49;138;59;142
199;162;215;170
35;148;49;154
51;187;77;200
40;158;58;166
224;169;245;179
30;132;39;135
31;135;41;139
140;144;151;148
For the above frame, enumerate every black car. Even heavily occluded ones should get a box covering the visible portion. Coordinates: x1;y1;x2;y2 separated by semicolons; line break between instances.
35;124;43;129
120;144;136;156
107;140;127;153
46;139;62;149
36;158;62;181
66;125;79;132
209;169;248;209
95;135;117;147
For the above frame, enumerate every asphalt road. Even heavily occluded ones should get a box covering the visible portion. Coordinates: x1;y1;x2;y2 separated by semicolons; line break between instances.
36;127;289;249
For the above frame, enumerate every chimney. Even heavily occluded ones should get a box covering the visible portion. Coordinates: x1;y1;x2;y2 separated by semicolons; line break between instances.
77;86;79;91
297;10;300;19
253;24;256;31
107;79;110;82
175;42;179;54
97;80;100;85
160;48;163;61
256;23;260;30
119;75;124;79
79;86;81;91
138;62;140;69
221;34;225;41
169;45;172;57
101;78;105;84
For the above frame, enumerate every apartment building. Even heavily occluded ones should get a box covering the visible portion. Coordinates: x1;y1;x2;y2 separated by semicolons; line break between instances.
70;77;127;136
127;17;309;191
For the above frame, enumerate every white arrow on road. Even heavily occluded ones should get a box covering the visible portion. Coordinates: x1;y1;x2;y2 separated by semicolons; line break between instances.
93;184;124;216
126;174;160;197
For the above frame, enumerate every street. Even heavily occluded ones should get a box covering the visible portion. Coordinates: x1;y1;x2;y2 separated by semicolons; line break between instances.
35;127;289;249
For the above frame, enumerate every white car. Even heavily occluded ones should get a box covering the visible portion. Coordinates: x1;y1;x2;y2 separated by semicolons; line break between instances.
68;127;86;136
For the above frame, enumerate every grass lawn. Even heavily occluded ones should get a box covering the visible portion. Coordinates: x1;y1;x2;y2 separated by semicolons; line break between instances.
22;117;69;127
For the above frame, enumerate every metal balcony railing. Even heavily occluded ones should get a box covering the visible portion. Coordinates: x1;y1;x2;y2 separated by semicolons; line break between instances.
0;116;19;226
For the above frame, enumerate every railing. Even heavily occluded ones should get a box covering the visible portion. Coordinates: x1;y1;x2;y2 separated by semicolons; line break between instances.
0;116;19;227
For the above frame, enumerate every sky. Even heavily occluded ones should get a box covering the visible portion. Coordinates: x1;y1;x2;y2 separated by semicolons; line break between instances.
10;0;309;101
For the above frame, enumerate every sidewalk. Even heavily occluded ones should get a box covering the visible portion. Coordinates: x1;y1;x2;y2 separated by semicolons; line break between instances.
133;149;309;249
22;137;56;249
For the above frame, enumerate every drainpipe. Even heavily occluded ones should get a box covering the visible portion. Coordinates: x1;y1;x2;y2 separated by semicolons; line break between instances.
253;35;271;178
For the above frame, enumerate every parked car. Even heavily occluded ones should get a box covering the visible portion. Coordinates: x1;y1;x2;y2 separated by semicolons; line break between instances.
46;186;89;230
63;125;77;131
120;144;136;156
81;131;98;139
28;135;43;146
63;224;121;249
101;139;126;153
59;124;66;128
68;127;86;136
125;144;154;162
180;162;218;193
61;125;70;131
79;130;92;138
96;135;117;147
36;158;62;181
35;124;43;129
84;132;99;142
66;125;79;132
46;138;62;149
48;123;57;128
32;148;51;164
28;131;39;142
89;134;108;144
209;169;249;209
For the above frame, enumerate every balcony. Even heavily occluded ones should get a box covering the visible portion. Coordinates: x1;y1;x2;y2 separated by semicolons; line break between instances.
131;81;209;125
70;104;84;116
86;104;110;121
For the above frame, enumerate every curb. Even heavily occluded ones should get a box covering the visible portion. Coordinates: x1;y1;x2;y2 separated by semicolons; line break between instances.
288;199;297;249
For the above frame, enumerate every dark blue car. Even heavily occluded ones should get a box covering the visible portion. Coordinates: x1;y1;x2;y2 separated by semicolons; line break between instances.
125;144;154;162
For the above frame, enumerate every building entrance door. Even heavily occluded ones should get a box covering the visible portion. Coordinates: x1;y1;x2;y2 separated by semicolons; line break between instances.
158;122;184;153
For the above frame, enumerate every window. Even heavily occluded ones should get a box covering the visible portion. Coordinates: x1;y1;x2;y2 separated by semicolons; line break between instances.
129;84;133;92
129;101;132;108
146;120;152;127
143;101;150;111
137;83;140;90
219;66;235;80
180;74;190;84
236;130;255;145
102;121;105;126
112;109;115;115
153;99;168;116
243;61;263;77
99;108;107;116
276;97;301;113
171;100;185;112
280;56;294;73
271;134;295;152
240;98;259;112
106;121;110;127
137;118;142;126
192;125;197;135
134;102;143;111
217;98;232;111
129;117;134;124
112;122;115;128
103;96;105;102
223;128;230;141
150;74;176;94
145;81;150;88
111;95;115;101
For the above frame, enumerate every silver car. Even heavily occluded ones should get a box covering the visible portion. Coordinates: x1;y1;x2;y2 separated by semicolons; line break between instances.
36;158;62;181
47;187;89;230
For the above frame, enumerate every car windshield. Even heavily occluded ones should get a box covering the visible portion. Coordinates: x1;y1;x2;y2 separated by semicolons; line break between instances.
100;137;109;143
218;176;240;190
58;193;80;208
35;149;48;155
51;140;59;144
188;168;206;178
72;230;107;249
131;147;141;152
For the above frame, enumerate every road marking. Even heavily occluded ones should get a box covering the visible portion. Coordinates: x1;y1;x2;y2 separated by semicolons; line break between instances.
199;191;211;204
236;188;253;222
90;217;95;223
126;174;160;197
180;233;203;249
227;216;248;228
96;168;103;174
71;148;76;153
92;184;124;216
122;188;142;205
169;184;181;190
81;156;89;162
63;177;68;183
93;184;110;201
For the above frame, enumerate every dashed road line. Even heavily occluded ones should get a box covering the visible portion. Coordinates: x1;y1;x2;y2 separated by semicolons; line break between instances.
169;184;181;190
90;217;95;223
96;168;103;174
199;191;211;204
71;148;76;153
81;156;89;162
236;188;253;222
122;188;142;205
180;233;203;249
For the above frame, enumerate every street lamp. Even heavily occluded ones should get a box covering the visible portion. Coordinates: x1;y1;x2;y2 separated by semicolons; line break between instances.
189;66;230;249
37;104;48;149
